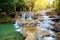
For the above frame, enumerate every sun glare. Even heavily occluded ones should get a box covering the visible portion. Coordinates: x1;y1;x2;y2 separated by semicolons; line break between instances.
49;0;55;5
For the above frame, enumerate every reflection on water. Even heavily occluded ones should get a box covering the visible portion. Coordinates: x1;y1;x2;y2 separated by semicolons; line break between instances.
14;11;57;40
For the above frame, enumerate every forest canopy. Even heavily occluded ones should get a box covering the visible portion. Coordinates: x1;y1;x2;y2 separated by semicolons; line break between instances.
0;0;60;23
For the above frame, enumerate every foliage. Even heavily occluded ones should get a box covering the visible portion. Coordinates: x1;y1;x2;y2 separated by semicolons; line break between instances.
0;0;59;23
0;0;15;23
0;0;29;23
33;0;49;11
55;0;60;12
0;0;30;12
0;17;12;24
51;1;56;8
0;0;15;13
0;0;29;12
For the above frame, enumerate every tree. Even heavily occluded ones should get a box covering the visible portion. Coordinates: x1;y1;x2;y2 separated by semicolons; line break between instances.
55;0;60;15
0;0;15;13
0;0;18;23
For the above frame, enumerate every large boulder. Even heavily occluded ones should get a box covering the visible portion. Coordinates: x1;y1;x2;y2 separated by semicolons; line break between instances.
21;25;50;40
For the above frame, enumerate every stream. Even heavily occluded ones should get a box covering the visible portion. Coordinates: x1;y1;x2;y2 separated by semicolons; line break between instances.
14;10;59;40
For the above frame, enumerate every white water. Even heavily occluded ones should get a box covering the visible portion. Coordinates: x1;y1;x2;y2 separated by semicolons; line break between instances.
44;37;56;40
36;11;55;40
21;12;26;20
26;12;33;20
14;11;56;40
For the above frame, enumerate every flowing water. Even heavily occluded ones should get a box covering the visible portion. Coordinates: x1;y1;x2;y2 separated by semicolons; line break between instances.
14;10;57;40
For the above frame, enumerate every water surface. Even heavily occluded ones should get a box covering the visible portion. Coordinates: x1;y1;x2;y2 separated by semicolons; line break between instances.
0;24;24;40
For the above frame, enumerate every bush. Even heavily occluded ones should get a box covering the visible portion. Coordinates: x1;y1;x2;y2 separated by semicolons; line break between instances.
0;17;12;24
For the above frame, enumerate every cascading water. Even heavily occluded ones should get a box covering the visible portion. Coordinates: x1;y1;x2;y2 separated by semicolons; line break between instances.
21;12;26;20
14;20;22;32
14;12;33;32
14;10;56;40
14;12;26;32
26;12;33;20
36;10;56;40
27;12;32;20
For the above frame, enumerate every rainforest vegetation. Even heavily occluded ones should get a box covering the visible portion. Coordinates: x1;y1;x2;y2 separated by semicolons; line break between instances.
0;0;60;23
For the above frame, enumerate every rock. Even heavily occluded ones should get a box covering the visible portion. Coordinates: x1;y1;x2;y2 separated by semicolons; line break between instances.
46;12;57;16
21;25;38;40
56;32;60;40
32;13;39;19
51;23;60;32
25;32;36;40
21;25;50;40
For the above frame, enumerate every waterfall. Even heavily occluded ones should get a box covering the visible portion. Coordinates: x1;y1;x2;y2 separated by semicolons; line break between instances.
26;12;33;20
14;20;22;33
14;11;56;40
36;10;56;40
14;11;33;32
21;12;26;20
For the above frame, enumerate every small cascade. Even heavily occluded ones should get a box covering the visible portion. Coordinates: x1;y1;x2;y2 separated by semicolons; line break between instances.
36;10;56;40
26;12;33;20
14;12;33;32
14;20;22;32
21;12;26;20
14;21;19;28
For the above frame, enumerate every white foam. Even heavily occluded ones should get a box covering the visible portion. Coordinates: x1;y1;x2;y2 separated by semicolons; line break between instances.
44;37;56;40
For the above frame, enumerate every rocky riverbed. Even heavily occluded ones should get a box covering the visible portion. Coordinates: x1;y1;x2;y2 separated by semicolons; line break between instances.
14;10;60;40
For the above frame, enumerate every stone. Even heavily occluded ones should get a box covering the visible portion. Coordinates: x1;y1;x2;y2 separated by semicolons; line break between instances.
32;13;39;19
56;32;60;40
21;25;50;40
51;23;60;32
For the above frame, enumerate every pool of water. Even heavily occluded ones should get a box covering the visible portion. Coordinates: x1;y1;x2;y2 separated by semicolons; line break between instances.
0;24;24;40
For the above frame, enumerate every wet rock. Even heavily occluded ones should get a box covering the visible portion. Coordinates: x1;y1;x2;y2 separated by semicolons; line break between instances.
21;25;50;40
51;22;60;32
46;12;57;17
21;25;37;40
56;32;60;40
32;13;39;19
